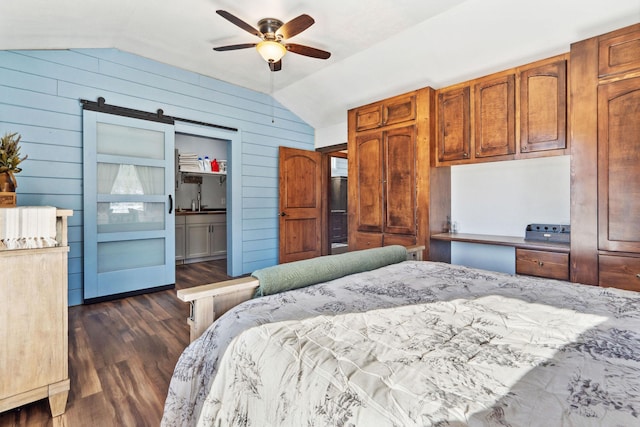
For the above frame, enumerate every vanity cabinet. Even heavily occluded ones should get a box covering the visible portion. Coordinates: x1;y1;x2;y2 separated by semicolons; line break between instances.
186;214;226;260
436;54;568;166
570;23;640;289
176;213;226;263
175;216;186;261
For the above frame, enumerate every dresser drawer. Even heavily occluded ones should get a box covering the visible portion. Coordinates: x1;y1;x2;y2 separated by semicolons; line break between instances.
516;248;569;280
599;254;640;292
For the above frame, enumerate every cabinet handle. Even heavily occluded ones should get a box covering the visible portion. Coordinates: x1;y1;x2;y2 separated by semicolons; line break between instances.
168;195;173;214
538;261;544;267
636;273;640;279
463;152;469;158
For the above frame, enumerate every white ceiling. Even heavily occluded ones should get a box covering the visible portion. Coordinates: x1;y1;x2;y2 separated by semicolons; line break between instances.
1;0;639;142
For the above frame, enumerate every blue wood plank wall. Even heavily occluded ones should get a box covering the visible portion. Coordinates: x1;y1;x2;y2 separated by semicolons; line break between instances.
0;48;315;306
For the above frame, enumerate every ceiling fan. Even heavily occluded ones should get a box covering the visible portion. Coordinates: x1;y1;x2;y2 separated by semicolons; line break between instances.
212;10;331;72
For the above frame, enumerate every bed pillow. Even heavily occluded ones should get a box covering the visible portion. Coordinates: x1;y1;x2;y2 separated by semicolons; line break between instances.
252;245;408;297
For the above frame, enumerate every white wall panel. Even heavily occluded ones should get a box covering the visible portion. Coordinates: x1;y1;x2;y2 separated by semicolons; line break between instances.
450;155;570;272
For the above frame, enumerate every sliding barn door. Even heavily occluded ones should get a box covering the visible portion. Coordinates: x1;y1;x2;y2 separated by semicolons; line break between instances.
83;111;175;300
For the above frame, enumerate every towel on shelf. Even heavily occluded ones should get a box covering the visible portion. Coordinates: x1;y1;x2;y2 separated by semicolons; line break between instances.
179;152;203;172
0;206;58;250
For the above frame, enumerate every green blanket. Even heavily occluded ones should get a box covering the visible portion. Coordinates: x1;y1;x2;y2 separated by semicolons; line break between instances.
252;245;408;297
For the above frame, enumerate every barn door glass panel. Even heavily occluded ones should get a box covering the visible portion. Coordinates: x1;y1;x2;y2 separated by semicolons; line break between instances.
83;111;175;299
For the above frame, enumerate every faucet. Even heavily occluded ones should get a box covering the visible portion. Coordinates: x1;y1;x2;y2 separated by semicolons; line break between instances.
197;183;202;211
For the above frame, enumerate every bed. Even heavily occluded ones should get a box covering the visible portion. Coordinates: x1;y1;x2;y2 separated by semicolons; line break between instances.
162;246;640;426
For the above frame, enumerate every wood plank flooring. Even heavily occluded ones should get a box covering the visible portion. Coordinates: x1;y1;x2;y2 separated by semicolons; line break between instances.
0;259;232;427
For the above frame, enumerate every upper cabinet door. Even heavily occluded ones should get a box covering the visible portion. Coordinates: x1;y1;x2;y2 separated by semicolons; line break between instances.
437;85;471;162
474;73;516;158
520;58;567;153
599;26;640;77
383;94;416;128
354;93;416;131
355;104;383;132
598;76;640;253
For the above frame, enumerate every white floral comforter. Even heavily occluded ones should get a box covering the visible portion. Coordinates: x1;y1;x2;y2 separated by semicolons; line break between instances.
162;261;640;427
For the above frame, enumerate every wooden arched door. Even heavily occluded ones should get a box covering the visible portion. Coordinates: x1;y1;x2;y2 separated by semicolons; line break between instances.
278;146;324;263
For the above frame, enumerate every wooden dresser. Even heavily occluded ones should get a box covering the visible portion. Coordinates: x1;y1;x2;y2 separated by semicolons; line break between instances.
0;209;73;417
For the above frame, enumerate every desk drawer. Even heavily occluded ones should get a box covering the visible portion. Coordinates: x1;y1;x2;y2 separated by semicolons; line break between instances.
516;248;569;280
599;254;640;292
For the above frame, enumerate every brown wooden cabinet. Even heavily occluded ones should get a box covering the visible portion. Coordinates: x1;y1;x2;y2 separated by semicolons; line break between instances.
598;28;640;77
437;85;471;162
352;131;384;233
384;125;417;235
354;92;416;132
474;73;516;158
351;124;416;244
436;71;517;165
348;88;451;260
570;23;640;290
435;54;568;166
519;57;567;154
597;76;640;254
599;254;640;292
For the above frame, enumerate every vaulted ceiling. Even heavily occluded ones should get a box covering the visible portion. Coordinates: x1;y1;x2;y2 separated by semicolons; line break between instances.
1;0;639;144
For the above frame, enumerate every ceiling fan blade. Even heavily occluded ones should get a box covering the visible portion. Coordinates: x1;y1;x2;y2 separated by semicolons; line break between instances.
277;14;314;39
216;10;263;39
286;43;331;59
213;43;257;52
269;60;282;72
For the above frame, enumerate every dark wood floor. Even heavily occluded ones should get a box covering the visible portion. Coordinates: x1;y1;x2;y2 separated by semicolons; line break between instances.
0;259;232;427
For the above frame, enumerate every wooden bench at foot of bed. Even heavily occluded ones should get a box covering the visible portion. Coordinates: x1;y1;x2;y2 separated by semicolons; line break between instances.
177;245;425;342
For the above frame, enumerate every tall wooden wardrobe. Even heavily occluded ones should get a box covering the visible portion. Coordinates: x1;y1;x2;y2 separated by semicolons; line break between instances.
570;23;640;290
347;87;451;261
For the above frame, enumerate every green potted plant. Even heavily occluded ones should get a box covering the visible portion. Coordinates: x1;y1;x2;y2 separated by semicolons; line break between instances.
0;132;28;192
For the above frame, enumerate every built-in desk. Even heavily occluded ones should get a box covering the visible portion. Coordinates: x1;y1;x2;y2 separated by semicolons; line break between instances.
431;232;570;280
431;232;569;253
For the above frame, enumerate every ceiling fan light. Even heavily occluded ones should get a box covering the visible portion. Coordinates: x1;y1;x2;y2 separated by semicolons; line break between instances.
256;40;286;63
